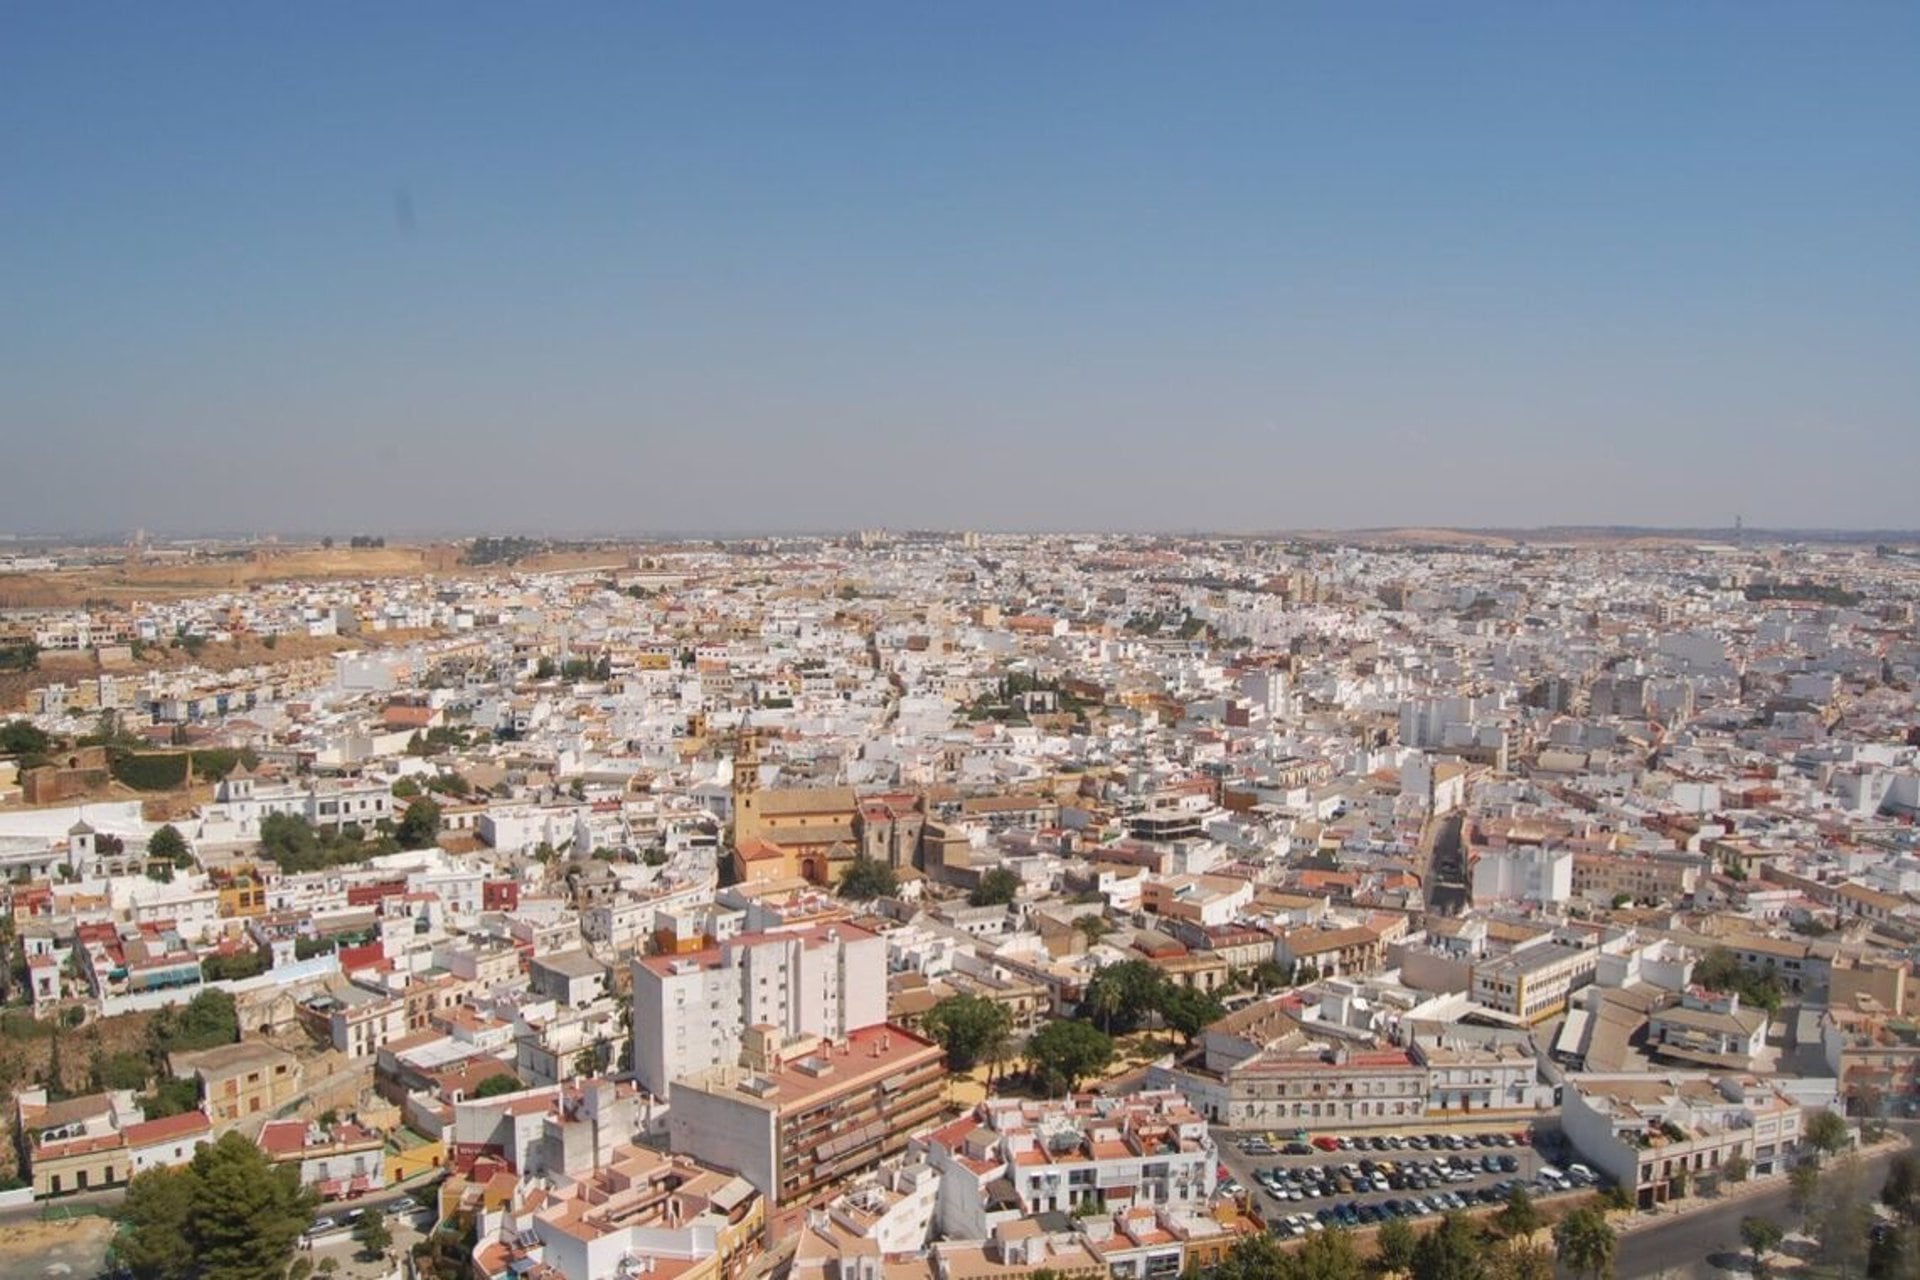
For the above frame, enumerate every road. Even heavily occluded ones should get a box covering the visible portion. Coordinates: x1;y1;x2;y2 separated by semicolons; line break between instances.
0;1186;125;1228
1426;811;1470;914
1606;1143;1901;1280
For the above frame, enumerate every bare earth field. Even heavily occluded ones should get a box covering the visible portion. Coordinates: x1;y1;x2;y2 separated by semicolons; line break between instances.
0;546;450;607
0;542;638;610
0;1217;117;1280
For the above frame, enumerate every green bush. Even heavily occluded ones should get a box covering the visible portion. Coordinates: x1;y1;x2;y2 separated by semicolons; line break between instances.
110;753;191;791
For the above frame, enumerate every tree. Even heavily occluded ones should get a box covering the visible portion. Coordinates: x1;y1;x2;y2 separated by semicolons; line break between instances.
1790;1161;1822;1222
1493;1185;1542;1240
1411;1212;1486;1280
1868;1225;1911;1280
1812;1154;1875;1280
1723;1152;1751;1184
969;867;1022;908
1081;959;1167;1035
1026;1019;1114;1094
837;855;899;901
396;797;442;850
1295;1226;1364;1280
1484;1242;1555;1280
147;988;238;1059
120;1130;316;1280
200;952;266;982
473;1072;522;1098
1808;1108;1852;1157
1250;959;1293;992
0;720;51;756
1196;1233;1288;1280
1074;914;1109;944
1669;1166;1689;1199
1741;1217;1784;1274
139;1075;202;1120
118;1166;198;1280
1599;1182;1634;1213
1885;1152;1920;1222
1375;1215;1418;1273
148;824;189;866
921;994;1014;1073
392;776;422;798
1554;1205;1617;1280
353;1212;393;1260
1158;984;1225;1045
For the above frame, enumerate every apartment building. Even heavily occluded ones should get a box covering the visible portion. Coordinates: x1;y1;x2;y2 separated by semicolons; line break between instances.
630;922;886;1098
1277;924;1386;978
1821;1007;1920;1112
1407;1034;1552;1116
1470;845;1573;907
257;1118;389;1198
1561;1072;1802;1208
302;984;410;1059
1471;939;1599;1024
13;1081;220;1198
169;1041;303;1126
1572;851;1703;905
1152;1012;1429;1131
1646;991;1770;1072
529;950;608;1008
490;1145;765;1280
921;1091;1218;1242
666;1024;944;1206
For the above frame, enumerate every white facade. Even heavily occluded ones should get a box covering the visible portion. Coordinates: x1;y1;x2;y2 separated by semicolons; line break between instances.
1470;845;1573;907
631;923;887;1097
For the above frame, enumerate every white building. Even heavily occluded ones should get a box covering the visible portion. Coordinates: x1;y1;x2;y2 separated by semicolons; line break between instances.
630;922;888;1098
1470;844;1573;907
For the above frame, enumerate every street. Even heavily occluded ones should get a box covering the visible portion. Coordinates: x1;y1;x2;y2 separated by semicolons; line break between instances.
1605;1144;1901;1280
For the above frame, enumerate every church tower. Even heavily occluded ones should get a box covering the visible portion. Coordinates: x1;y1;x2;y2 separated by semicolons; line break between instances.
732;730;762;844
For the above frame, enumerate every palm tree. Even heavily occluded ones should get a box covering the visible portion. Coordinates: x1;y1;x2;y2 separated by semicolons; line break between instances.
1555;1205;1618;1280
1084;976;1125;1035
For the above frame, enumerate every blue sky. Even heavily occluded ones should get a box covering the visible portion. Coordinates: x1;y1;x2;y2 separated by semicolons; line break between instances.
2;4;1915;535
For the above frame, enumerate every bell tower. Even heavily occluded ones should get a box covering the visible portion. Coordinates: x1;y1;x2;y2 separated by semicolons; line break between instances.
732;730;762;843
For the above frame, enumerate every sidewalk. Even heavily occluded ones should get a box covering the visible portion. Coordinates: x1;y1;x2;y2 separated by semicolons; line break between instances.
1614;1133;1909;1237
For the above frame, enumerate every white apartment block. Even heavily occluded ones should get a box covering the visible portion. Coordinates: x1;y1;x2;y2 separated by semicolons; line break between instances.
1470;844;1573;907
921;1091;1218;1242
631;922;887;1098
1561;1072;1803;1209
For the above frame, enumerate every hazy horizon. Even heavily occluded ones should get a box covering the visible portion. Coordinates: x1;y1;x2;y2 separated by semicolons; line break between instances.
4;5;1916;535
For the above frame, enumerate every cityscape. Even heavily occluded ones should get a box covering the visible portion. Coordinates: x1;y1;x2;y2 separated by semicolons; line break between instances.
2;528;1920;1280
4;5;1917;1280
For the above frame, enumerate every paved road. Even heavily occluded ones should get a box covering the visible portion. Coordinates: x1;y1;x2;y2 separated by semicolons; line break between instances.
1426;812;1469;915
1606;1144;1900;1280
0;1187;125;1228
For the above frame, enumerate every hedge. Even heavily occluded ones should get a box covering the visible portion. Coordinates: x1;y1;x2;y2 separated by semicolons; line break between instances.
110;752;190;791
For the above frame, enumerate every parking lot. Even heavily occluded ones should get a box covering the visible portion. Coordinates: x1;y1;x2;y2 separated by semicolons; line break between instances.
1213;1127;1598;1237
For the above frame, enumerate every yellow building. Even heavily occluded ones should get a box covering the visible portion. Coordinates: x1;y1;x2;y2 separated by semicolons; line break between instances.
169;1041;303;1125
730;734;860;887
